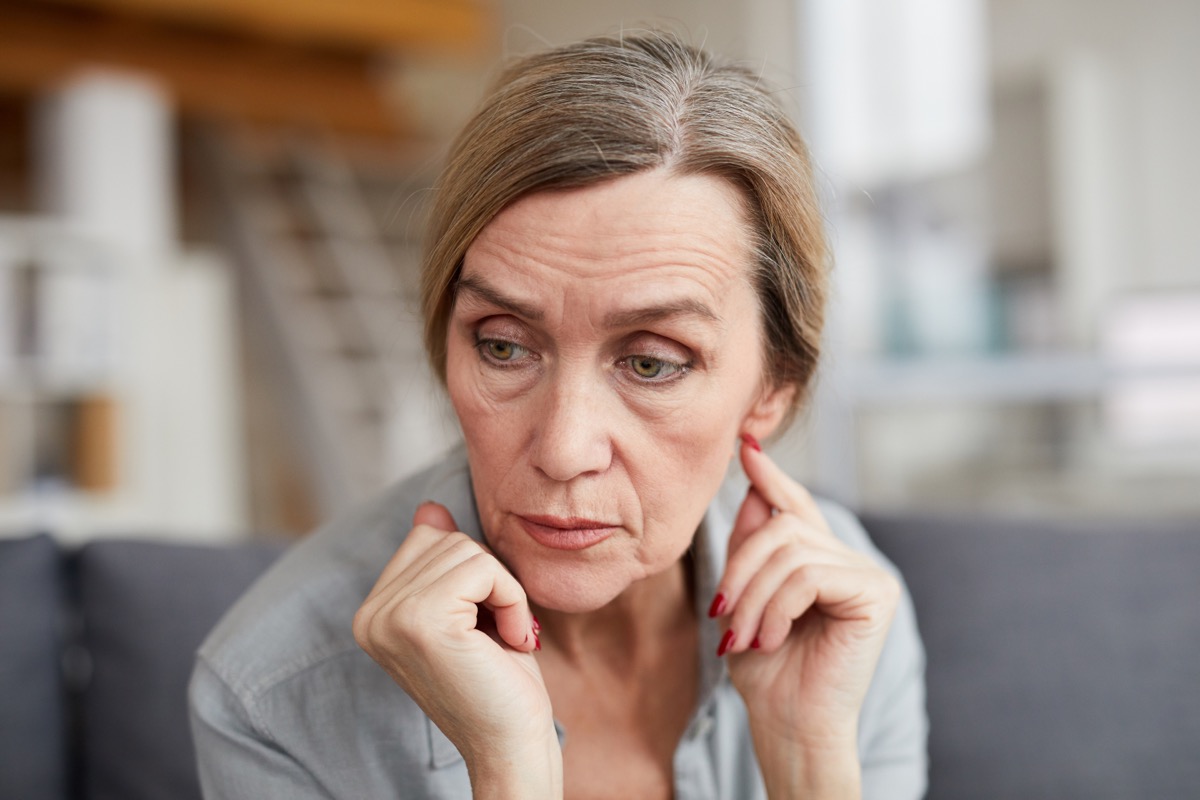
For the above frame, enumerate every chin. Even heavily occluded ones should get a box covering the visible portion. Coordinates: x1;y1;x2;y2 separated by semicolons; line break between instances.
516;563;631;614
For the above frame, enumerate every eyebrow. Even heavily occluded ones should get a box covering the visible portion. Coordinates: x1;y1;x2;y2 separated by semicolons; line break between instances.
456;274;544;321
455;274;723;329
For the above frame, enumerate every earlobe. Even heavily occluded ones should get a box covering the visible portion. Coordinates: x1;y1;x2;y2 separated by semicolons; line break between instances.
739;383;796;443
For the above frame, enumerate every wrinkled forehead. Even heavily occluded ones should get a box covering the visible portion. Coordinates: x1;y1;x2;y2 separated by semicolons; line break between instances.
459;170;758;303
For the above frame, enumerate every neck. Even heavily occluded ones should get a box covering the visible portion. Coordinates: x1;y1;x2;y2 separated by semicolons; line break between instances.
532;554;695;666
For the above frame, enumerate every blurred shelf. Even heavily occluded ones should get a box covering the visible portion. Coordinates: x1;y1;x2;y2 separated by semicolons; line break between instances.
842;353;1200;406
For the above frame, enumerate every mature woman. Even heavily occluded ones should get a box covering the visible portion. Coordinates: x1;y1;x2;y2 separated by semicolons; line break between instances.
191;33;927;799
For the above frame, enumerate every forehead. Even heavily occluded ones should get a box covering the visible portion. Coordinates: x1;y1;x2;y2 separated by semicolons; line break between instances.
461;170;757;304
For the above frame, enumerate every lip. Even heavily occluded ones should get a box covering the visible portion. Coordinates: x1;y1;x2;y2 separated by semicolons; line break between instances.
517;514;619;551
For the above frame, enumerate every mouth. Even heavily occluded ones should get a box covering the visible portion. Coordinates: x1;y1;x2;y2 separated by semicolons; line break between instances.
516;514;619;551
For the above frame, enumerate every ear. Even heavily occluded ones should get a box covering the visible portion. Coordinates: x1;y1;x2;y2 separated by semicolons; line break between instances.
739;382;796;443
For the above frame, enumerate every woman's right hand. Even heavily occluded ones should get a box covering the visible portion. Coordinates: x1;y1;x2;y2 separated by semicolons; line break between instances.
353;502;561;798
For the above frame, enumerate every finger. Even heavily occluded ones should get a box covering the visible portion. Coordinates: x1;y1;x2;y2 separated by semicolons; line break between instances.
361;538;538;654
724;542;849;655
720;509;816;611
739;439;830;535
716;499;842;620
728;485;772;557
413;500;458;532
364;502;463;602
754;563;900;653
441;552;539;652
361;524;447;603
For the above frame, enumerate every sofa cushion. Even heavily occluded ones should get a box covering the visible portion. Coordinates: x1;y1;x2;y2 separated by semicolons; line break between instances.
76;538;285;800
0;533;68;800
864;513;1200;800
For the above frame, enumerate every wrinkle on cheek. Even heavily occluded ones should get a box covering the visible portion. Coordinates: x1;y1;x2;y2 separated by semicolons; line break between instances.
473;376;519;412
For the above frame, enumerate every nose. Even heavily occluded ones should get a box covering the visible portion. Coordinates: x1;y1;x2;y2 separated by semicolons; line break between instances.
528;371;613;482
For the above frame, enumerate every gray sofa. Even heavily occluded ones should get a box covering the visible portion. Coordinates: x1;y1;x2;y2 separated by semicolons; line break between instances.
2;514;1198;799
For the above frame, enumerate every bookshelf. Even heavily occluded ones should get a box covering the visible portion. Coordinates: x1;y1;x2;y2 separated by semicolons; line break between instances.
0;218;120;532
0;217;245;541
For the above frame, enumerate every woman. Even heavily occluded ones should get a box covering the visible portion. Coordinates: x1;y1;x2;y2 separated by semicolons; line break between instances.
191;33;927;799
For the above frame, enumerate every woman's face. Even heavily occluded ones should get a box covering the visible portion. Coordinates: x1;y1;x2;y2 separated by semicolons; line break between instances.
446;170;791;613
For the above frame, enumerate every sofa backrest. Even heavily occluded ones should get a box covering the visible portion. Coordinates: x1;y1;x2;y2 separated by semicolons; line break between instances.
0;534;285;800
6;516;1200;800
75;538;285;800
865;513;1200;800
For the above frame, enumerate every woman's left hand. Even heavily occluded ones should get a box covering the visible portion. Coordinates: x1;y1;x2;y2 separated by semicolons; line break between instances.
712;437;901;798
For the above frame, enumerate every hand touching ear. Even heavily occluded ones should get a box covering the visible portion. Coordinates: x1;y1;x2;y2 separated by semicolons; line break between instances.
710;437;901;798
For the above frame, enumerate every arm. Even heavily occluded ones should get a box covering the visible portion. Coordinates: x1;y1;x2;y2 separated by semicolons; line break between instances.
189;657;332;800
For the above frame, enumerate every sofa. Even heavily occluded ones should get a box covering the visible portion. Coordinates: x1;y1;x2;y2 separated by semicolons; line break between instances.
2;513;1198;800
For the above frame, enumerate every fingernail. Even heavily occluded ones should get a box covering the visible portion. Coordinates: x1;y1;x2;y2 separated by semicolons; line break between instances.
707;593;727;618
534;632;542;652
717;629;736;657
740;433;762;452
751;636;761;649
532;615;541;634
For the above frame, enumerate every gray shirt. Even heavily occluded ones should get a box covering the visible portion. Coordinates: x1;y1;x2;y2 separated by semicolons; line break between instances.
190;446;927;798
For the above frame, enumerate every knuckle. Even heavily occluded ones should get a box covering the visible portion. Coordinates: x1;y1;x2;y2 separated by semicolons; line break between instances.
761;595;784;619
794;562;824;585
351;606;372;646
440;534;484;564
408;523;442;545
446;534;479;555
879;572;903;604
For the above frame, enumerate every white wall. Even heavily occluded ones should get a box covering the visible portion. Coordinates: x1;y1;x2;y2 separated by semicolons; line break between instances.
991;0;1200;298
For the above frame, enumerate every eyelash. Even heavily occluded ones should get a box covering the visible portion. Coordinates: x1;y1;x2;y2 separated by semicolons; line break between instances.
473;336;692;386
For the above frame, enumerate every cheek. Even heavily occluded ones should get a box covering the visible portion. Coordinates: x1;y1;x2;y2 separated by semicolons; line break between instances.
630;383;753;522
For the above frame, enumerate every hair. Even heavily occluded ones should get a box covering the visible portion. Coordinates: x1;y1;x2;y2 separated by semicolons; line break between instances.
420;31;828;429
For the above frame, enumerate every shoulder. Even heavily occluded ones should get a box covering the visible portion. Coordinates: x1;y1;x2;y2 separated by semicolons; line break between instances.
195;446;475;699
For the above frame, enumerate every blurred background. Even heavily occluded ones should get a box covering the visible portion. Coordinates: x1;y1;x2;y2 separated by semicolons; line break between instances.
0;0;1197;543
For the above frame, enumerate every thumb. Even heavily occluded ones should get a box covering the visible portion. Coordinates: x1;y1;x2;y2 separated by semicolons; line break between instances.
413;501;458;532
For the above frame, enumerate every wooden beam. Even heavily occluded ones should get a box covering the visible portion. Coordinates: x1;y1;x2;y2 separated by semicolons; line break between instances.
0;4;412;136
37;0;491;52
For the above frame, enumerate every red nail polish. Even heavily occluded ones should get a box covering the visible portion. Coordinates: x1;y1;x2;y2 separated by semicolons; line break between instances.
751;636;761;649
740;433;762;452
707;593;727;618
534;632;542;652
717;629;736;657
532;615;541;634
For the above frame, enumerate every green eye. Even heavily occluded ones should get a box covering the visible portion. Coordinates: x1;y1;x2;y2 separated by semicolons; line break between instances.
627;355;687;382
632;356;665;378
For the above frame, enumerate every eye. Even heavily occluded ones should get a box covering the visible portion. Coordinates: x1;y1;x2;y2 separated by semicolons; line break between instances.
486;340;516;360
625;355;686;382
476;338;531;365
